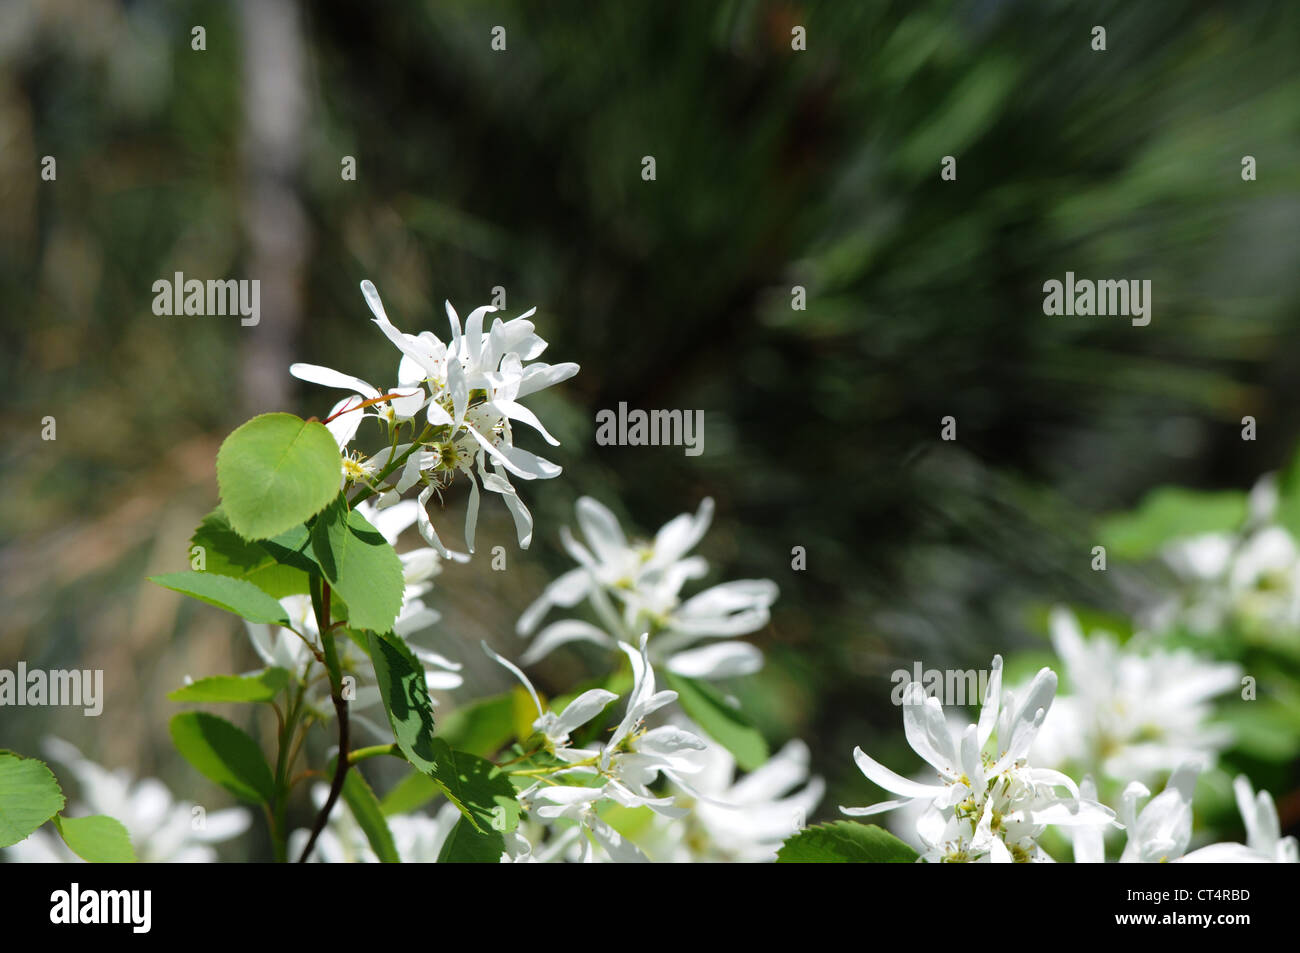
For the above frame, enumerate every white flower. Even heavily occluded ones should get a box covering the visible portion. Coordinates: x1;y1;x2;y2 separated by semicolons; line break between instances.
1229;775;1299;863
481;640;618;757
1030;608;1240;784
518;496;777;680
1072;764;1292;863
2;738;250;863
290;783;460;862
842;656;1116;862
645;732;825;862
487;636;705;862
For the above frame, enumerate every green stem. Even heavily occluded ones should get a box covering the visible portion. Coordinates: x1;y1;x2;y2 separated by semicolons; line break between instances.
269;679;306;862
298;577;350;863
348;743;404;765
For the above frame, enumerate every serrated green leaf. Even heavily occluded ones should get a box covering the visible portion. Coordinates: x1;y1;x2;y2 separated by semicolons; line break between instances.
149;571;289;625
366;631;518;840
169;712;274;805
431;744;522;862
665;671;768;771
168;668;290;704
368;630;440;774
1096;486;1248;560
217;413;341;540
0;753;66;848
190;508;313;598
53;814;137;863
310;497;404;633
427;740;520;837
777;821;919;863
341;768;401;863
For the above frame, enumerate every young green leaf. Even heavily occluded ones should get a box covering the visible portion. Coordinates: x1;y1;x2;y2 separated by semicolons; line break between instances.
190;508;313;598
310;497;404;633
148;571;290;625
665;671;768;771
169;712;275;805
167;668;290;704
776;821;919;863
216;413;342;540
0;752;66;848
53;814;137;863
341;768;401;863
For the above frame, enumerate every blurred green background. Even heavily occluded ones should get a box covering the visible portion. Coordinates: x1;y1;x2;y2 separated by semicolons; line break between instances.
2;0;1299;857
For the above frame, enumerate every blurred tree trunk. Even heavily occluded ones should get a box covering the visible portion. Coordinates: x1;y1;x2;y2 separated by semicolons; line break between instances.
238;0;310;415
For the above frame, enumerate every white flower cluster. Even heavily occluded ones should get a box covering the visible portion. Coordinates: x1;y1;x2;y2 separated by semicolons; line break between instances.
485;636;822;863
1073;765;1297;863
290;280;579;555
850;653;1295;863
518;496;778;681
1155;476;1300;640
1029;608;1241;786
844;656;1118;862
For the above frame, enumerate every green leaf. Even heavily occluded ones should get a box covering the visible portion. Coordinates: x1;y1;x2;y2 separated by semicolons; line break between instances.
216;412;342;540
1096;486;1248;560
190;508;313;598
169;712;275;805
341;769;401;863
366;631;518;840
432;744;522;862
148;571;290;625
427;740;520;836
167;668;290;704
776;821;919;863
256;522;322;577
310;497;404;633
437;815;504;863
368;631;439;775
53;814;136;863
0;753;66;848
665;672;768;771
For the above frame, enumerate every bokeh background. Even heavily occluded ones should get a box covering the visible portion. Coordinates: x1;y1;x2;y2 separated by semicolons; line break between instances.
2;0;1299;859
